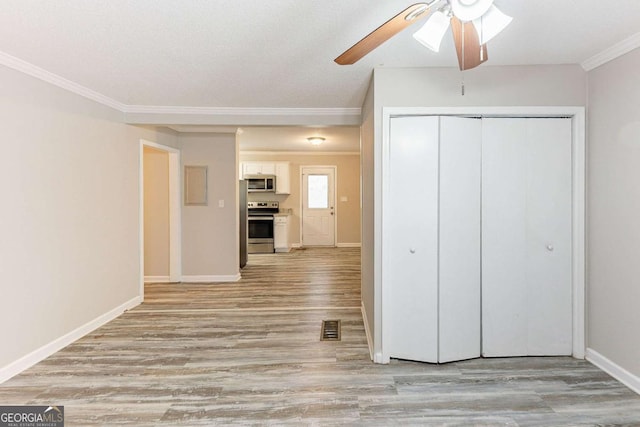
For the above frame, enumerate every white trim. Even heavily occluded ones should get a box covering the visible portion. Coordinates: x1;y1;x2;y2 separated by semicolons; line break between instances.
581;32;640;71
571;111;587;359
140;139;182;298
0;296;141;384
0;51;126;111
379;106;586;364
144;276;171;283
124;105;361;117
240;151;360;156
291;243;302;249
361;301;374;361
182;274;241;283
586;348;640;395
0;50;362;120
336;243;362;248
167;151;182;282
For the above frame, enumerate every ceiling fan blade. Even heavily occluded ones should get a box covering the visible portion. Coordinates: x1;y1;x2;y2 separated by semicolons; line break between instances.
450;17;488;71
335;3;431;65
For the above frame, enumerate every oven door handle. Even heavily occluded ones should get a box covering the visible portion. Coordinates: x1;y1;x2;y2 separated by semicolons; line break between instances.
248;216;274;221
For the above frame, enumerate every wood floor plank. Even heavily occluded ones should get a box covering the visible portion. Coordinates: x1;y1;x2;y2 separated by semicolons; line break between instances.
1;248;640;425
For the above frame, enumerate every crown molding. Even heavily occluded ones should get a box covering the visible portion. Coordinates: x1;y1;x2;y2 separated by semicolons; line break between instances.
123;105;362;117
581;32;640;71
0;51;127;111
0;50;362;120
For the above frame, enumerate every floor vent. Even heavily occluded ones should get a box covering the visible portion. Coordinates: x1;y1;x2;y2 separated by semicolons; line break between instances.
321;320;341;341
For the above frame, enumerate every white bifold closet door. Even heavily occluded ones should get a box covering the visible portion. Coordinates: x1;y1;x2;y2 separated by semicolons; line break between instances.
481;118;572;357
386;116;481;363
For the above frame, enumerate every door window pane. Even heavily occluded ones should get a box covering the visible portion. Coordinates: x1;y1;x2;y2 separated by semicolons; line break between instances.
308;175;328;209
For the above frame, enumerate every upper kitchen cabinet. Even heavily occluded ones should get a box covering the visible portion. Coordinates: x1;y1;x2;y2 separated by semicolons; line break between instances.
243;162;276;176
241;161;290;195
274;162;290;195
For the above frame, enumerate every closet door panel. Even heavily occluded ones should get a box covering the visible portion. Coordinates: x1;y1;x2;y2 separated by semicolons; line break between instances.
386;116;439;363
438;117;482;363
525;119;572;355
482;118;572;357
481;118;529;356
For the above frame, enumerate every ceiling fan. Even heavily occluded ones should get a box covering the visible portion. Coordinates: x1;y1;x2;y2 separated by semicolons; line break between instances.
335;0;512;71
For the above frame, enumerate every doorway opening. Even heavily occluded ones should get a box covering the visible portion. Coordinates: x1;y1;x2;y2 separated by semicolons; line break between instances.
139;139;182;299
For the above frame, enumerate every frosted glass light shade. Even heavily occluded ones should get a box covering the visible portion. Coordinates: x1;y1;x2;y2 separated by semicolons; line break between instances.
450;0;494;21
413;11;451;52
472;5;512;44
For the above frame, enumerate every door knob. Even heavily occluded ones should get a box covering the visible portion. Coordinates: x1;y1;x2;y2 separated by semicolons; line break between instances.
546;245;554;251
409;248;416;254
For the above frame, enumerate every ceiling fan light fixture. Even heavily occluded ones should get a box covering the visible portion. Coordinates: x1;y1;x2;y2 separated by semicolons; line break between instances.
413;10;451;52
307;137;325;146
472;5;512;44
450;0;494;22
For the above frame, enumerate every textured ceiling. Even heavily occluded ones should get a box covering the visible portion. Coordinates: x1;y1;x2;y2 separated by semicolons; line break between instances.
1;0;639;110
1;1;639;152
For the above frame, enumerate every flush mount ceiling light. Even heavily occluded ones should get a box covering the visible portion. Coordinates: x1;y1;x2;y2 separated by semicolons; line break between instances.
307;137;325;146
335;0;512;71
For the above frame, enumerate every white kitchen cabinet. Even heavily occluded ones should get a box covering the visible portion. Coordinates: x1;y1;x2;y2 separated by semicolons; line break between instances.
242;162;275;176
274;214;290;252
274;162;290;194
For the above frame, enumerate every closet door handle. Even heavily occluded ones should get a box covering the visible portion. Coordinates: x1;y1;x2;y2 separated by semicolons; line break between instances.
546;245;554;252
409;248;416;254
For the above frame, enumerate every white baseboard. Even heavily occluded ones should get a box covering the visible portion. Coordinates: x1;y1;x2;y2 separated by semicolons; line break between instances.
0;296;142;384
586;348;640;395
144;275;170;283
291;243;302;249
181;273;241;283
361;301;374;362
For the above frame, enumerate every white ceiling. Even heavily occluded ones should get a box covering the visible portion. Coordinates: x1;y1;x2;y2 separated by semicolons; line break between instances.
1;1;639;150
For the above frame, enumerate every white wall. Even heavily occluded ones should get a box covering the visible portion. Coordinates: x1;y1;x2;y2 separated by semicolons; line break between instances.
180;133;239;280
0;65;178;377
587;48;640;379
363;64;587;360
360;76;375;359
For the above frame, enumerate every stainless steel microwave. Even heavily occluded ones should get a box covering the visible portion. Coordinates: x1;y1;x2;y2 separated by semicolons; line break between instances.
245;175;276;192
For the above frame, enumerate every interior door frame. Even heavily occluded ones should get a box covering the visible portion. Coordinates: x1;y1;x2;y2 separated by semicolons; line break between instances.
299;165;338;247
139;139;182;299
379;106;586;364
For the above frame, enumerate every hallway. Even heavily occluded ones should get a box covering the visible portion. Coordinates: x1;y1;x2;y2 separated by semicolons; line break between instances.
1;248;640;425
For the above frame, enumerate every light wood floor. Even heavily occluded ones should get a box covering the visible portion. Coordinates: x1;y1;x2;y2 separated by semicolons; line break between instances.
2;247;640;426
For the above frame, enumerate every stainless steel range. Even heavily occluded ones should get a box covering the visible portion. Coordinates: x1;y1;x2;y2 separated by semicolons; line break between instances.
247;201;279;253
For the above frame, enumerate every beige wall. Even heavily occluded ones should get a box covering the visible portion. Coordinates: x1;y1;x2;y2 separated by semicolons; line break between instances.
143;147;170;277
240;152;361;245
0;65;180;373
360;78;375;355
364;64;587;360
180;133;239;279
587;48;640;378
